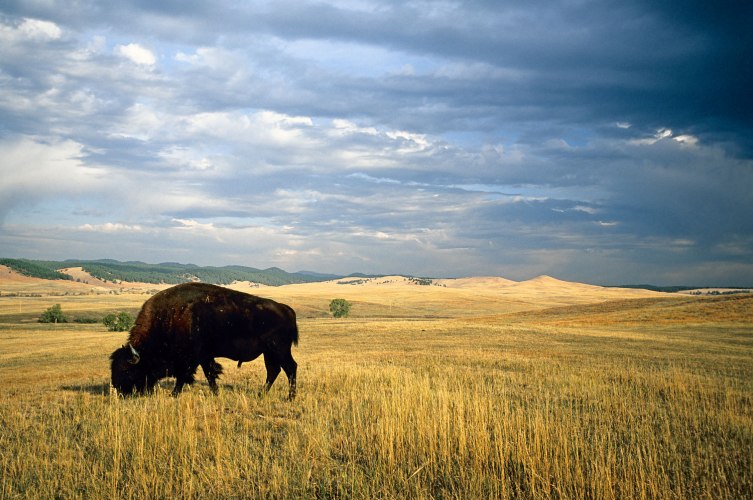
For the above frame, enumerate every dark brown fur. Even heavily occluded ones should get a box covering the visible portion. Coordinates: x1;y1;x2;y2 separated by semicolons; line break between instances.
110;283;298;398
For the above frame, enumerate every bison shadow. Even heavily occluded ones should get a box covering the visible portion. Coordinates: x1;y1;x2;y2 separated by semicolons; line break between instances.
61;380;240;397
61;382;111;396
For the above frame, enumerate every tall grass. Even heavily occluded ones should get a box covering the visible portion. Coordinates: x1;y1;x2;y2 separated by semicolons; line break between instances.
1;299;752;498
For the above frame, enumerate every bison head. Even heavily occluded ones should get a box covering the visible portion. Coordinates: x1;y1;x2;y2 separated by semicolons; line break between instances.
110;344;151;395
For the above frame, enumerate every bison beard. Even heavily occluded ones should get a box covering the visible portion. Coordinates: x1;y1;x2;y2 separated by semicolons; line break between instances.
110;283;298;399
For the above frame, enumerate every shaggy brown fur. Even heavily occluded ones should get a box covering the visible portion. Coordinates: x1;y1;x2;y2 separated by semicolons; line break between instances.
110;283;298;398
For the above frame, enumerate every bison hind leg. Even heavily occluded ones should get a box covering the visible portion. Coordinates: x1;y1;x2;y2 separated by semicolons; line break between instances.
262;352;282;395
201;359;223;394
263;351;297;400
280;354;297;400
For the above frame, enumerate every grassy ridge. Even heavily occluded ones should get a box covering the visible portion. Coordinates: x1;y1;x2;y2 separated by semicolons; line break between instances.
0;258;335;286
0;258;73;281
0;293;751;498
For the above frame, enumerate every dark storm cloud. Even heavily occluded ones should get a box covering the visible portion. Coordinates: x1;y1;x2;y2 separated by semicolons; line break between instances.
7;0;749;142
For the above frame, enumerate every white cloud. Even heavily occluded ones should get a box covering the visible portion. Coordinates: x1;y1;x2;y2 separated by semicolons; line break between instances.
79;222;144;233
69;35;107;63
331;119;378;136
673;134;698;146
573;205;598;214
115;43;156;66
656;128;672;140
257;110;313;128
385;130;430;152
183;110;315;148
171;218;216;231
348;173;402;184
175;46;241;70
158;146;215;171
0;18;62;42
0;137;102;198
628;129;696;148
108;103;165;141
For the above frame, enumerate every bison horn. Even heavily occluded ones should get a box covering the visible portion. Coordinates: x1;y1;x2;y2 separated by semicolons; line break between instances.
128;343;141;364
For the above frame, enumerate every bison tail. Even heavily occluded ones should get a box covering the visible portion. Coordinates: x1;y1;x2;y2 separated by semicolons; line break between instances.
286;306;299;346
291;322;299;346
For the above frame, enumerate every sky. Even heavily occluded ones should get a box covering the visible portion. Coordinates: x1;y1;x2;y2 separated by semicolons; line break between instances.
1;1;752;285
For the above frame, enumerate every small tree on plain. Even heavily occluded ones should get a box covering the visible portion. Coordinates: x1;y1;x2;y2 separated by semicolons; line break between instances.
39;304;67;323
329;298;352;318
103;312;135;332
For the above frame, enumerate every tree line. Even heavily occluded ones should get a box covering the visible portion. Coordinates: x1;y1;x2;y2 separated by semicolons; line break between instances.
38;304;134;331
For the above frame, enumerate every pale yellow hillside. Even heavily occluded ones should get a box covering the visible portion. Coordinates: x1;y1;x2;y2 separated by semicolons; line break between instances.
59;267;120;289
254;274;667;319
58;267;171;293
226;281;269;291
0;265;110;295
0;265;168;296
435;276;517;288
0;265;38;283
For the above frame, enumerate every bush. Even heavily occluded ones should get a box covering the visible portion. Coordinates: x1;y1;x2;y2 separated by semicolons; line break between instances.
103;312;135;332
73;317;100;324
39;304;68;323
329;298;352;318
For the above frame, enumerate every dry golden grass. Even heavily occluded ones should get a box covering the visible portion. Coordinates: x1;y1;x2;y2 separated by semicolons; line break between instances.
0;276;751;498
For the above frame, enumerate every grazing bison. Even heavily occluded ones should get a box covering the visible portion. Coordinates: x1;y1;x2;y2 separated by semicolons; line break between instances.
110;283;298;399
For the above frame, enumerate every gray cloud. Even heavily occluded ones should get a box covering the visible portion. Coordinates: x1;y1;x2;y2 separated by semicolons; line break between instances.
0;2;751;285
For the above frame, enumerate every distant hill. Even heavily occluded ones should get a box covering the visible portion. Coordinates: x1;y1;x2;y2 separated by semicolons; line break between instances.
0;258;342;286
0;258;73;281
295;270;356;281
611;284;753;294
4;257;748;291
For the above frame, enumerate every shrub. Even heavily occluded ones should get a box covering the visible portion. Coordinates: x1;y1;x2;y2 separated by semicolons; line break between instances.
103;312;135;332
73;317;100;324
329;298;352;318
39;304;67;323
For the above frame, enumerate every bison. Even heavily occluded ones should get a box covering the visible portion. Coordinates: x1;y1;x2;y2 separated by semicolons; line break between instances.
110;283;298;399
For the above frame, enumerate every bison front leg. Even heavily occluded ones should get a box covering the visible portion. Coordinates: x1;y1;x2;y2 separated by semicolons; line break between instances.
172;364;198;396
201;359;223;394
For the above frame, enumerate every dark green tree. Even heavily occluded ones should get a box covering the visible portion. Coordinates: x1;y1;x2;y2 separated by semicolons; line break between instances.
103;312;135;332
329;298;352;318
39;304;67;323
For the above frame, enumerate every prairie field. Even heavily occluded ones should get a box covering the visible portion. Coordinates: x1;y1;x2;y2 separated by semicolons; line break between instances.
0;275;752;498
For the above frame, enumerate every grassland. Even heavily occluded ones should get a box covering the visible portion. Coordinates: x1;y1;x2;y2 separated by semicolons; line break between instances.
0;274;751;498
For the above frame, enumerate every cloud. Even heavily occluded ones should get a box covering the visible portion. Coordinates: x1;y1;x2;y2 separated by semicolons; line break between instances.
79;222;145;233
0;136;104;218
630;128;699;147
0;2;751;284
0;17;62;42
347;173;401;185
114;43;156;66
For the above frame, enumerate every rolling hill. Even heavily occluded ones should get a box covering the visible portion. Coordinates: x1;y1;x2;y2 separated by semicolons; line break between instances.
0;258;336;287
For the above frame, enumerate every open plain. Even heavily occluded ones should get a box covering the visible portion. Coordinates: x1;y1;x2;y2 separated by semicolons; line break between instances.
0;268;751;498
